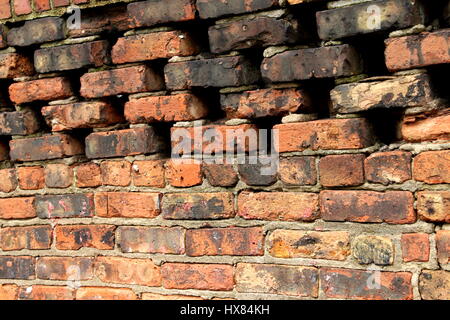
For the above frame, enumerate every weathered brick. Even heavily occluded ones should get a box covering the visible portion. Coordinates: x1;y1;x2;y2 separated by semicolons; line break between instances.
236;263;318;297
80;65;164;98
330;74;440;114
0;256;35;279
0;0;12;19
53;0;69;6
261;45;363;82
164;56;260;90
100;160;131;187
13;0;32;15
316;0;425;40
202;163;238;187
7;17;65;47
273;119;373;152
186;227;264;256
35;194;94;219
237;158;278;186
95;192;161;218
0;225;52;251
76;287;137;300
320;268;412;300
0;25;7;48
36;257;93;280
436;230;449;265
401;233;430;262
19;285;73;300
220;88;311;119
55;225;115;250
0;197;36;219
34;0;50;12
238;191;319;221
118;226;185;254
166;159;202;187
112;31;200;64
75;163;102;188
42;101;123;132
94;256;161;287
85;127;162;159
197;0;277;19
278;156;316;186
34;40;109;73
132;160;165;188
125;93;208;123
0;284;18;300
0;110;40;135
413;150;450;184
17;166;45;190
162;192;235;220
0;169;17;192
10;134;83;161
352;235;394;266
44;163;73;188
161;263;234;291
417;191;450;223
319;154;365;187
141;293;202;300
385;29;450;72
127;0;196;27
419;270;449;300
401;109;450;142
365;151;412;185
268;230;350;260
0;53;34;79
320;190;415;224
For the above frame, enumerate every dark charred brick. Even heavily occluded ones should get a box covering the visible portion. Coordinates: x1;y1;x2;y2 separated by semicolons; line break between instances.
0;110;40;135
0;140;8;160
7;17;65;47
352;235;394;266
55;225;116;250
202;163;238;187
164;56;261;90
0;256;35;279
0;53;34;79
419;270;449;300
0;225;52;251
35;193;94;219
85;127;162;159
197;0;278;19
238;157;278;186
261;44;363;82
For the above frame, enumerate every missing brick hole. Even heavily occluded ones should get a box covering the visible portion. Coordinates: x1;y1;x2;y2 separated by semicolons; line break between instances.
364;108;404;145
346;34;389;77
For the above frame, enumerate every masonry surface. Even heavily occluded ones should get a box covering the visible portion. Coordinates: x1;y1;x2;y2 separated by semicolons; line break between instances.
0;0;449;300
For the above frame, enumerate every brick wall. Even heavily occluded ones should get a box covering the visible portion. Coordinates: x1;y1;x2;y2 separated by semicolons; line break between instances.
0;0;449;300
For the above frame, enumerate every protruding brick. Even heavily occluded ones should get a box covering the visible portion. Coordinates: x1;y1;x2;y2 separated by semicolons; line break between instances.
10;134;83;161
261;45;363;82
161;263;234;291
0;169;17;192
0;110;40;135
165;56;260;90
127;0;196;27
112;31;200;64
365;151;412;185
44;163;73;188
238;191;319;221
19;285;73;300
7;17;65;47
42;101;123;132
413;150;450;184
0;197;35;219
100;160;131;187
320;268;412;300
35;194;94;219
95;192;161;218
0;53;34;79
352;235;394;266
278;156;316;186
80;65;164;98
186;227;264;256
236;263;318;297
166;159;202;187
419;270;449;300
76;287;137;300
125;93;208;123
0;225;52;251
75;163;101;188
162;192;235;220
202;163;238;187
417;191;450;223
132;160;165;188
85;127;162;159
320;190;415;224
385;29;450;72
197;0;277;19
0;284;18;300
268;230;350;260
17;166;45;190
273;119;373;152
36;257;93;280
118;226;185;254
401;233;430;262
0;256;35;279
319;154;365;187
55;225;115;250
436;230;449;265
401;109;450;142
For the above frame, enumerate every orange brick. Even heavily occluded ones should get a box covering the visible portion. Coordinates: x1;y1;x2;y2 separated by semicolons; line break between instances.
436;230;449;265
141;293;202;300
365;151;412;185
76;287;137;300
401;110;450;142
19;285;73;300
413;151;450;184
76;163;102;188
401;233;430;262
100;160;131;186
9;77;73;104
0;197;36;219
55;225;115;250
417;191;450;223
95;192;161;218
0;168;17;192
319;154;365;187
278;156;316;186
17;166;45;190
0;284;18;300
132;160;165;187
166;159;202;187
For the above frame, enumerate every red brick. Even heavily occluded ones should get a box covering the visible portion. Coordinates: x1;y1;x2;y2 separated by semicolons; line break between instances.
75;163;102;188
162;263;234;291
9;77;73;104
365;151;412;185
417;191;450;223
33;0;50;11
0;256;35;279
125;93;208;123
278;156;316;186
320;190;415;224
401;233;430;262
385;29;450;72
44;164;73;188
55;225;115;250
186;227;264;256
100;160;131;187
53;0;69;7
0;0;12;19
0;110;40;135
19;285;73;300
202;163;238;187
76;287;137;300
118;226;185;254
80;65;164;98
0;168;17;192
197;0;277;19
94;256;161;287
236;263;318;297
419;270;449;300
436;230;449;265
95;192;161;218
112;31;199;64
0;53;34;79
0;197;36;219
162;192;234;220
10;134;83;162
17;166;45;190
413;151;450;184
0;284;18;300
0;225;52;251
238;191;319;221
127;0;196;27
35;194;94;219
36;257;93;280
401;109;450;142
166;159;202;187
320;268;413;300
132;160;165;187
42;101;123;132
273;118;373;153
141;293;202;300
13;0;31;15
319;154;365;187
